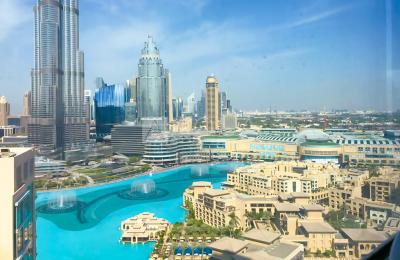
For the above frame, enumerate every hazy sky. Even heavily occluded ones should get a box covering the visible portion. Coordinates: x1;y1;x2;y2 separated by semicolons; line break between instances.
0;0;398;114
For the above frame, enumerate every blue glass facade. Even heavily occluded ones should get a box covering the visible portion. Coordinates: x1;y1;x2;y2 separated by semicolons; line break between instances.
249;143;284;160
94;82;130;140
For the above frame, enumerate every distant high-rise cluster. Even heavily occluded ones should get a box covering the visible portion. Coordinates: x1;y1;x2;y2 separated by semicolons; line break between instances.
29;0;88;156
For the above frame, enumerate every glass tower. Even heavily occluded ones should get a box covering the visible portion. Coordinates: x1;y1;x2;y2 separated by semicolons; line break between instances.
29;0;88;155
94;78;130;140
136;36;171;130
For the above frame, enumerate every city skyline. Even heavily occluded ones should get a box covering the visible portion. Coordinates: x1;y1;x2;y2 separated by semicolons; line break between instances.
0;0;399;113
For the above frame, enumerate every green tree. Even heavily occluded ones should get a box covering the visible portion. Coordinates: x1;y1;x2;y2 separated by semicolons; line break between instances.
185;200;195;220
228;212;240;237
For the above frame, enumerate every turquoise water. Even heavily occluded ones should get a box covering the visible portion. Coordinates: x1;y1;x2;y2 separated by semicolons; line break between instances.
36;162;244;260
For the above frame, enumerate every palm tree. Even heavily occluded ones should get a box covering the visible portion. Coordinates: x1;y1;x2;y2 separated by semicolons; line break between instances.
245;212;254;228
260;211;272;222
228;212;240;237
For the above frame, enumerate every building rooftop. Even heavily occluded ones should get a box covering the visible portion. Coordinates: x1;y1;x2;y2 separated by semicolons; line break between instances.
256;133;298;143
263;241;302;259
274;203;300;212
341;228;389;242
208;237;248;253
191;181;212;187
242;229;281;244
203;189;231;197
201;135;240;140
290;192;310;198
301;204;324;212
301;221;336;234
301;140;339;147
385;217;400;228
233;241;302;260
0;147;32;158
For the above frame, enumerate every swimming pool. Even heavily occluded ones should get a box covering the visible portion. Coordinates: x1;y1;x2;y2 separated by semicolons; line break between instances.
35;162;244;260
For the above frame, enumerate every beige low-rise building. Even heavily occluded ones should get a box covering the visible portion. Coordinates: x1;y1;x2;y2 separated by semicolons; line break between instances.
297;221;336;253
329;184;362;210
209;231;304;260
339;228;389;258
184;182;279;230
346;197;396;225
120;212;170;244
368;171;400;203
184;182;340;254
226;161;340;196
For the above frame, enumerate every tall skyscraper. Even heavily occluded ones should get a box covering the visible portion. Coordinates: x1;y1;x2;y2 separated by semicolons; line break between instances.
205;75;219;130
23;91;32;116
29;0;88;155
136;36;170;130
127;78;137;103
94;78;130;140
222;111;237;130
0;148;36;260
84;89;92;125
218;91;227;120
178;98;184;119
226;99;232;112
186;92;196;114
125;99;137;122
196;90;206;119
166;70;173;124
0;96;10;126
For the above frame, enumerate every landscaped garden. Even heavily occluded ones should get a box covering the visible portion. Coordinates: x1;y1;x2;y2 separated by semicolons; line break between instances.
327;208;366;230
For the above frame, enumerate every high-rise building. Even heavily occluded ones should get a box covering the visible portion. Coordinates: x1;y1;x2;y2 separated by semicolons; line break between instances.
0;147;36;260
205;75;219;130
172;97;184;121
94;78;130;140
226;99;232;112
178;98;184;119
196;90;206;119
23;91;32;116
136;36;170;130
186;92;196;114
172;98;178;120
218;91;227;120
127;78;137;102
21;92;32;133
84;90;92;124
111;123;152;156
166;70;173;124
125;99;137;122
30;0;88;155
222;111;237;130
0;96;10;126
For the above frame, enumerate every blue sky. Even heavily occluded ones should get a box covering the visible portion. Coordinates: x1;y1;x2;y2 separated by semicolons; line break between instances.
0;0;398;113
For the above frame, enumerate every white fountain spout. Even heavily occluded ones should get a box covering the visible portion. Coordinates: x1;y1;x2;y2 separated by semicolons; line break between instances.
59;195;64;208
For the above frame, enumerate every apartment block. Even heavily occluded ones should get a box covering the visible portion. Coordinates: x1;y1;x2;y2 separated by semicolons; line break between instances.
0;148;35;260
